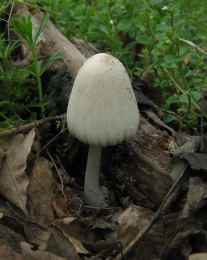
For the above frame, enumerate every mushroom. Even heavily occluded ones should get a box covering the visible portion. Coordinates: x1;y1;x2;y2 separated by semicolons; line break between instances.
67;53;139;207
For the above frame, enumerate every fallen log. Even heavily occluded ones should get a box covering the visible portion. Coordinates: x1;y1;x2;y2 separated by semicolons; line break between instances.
13;2;87;77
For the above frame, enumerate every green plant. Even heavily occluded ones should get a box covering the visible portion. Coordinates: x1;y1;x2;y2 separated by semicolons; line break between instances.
0;8;64;130
1;0;207;131
10;13;64;118
0;31;33;130
0;0;12;18
152;7;206;129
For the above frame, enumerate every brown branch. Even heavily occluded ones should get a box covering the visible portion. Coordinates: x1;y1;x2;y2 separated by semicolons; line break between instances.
179;37;207;56
0;114;65;137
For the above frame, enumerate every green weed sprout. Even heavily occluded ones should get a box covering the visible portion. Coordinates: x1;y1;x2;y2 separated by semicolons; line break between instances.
11;13;64;118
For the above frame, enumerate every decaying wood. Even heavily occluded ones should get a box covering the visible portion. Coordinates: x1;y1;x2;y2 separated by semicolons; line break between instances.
108;116;173;210
113;133;204;259
144;109;176;137
13;3;86;77
73;37;98;59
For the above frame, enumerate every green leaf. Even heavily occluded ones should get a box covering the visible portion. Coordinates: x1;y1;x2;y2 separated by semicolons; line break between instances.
34;13;50;44
191;91;202;101
39;51;64;75
187;111;197;120
154;32;168;40
27;101;42;108
190;78;203;85
0;101;10;107
99;25;110;37
28;63;38;76
4;40;20;59
164;55;177;63
150;0;163;5
165;114;178;123
164;55;182;69
179;93;188;103
11;15;33;45
180;46;190;56
136;34;152;45
117;19;131;31
155;24;169;31
49;51;65;60
165;94;179;109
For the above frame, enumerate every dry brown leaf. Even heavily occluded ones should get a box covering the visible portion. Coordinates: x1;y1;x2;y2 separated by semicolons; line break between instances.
21;241;66;260
117;205;154;247
61;217;95;249
116;205;165;259
0;240;24;260
63;232;90;255
181;153;207;170
62;216;78;225
24;222;51;250
189;253;207;260
0;224;25;253
181;177;207;220
52;197;68;218
163;229;207;259
28;157;56;226
47;227;80;260
117;204;165;248
0;129;35;214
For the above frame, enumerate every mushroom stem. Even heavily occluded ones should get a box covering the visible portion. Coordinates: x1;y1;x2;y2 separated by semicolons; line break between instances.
84;145;104;207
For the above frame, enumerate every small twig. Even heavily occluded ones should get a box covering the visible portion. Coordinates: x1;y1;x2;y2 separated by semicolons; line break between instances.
7;0;15;40
55;154;70;181
35;127;67;158
0;1;15;38
0;114;65;137
0;18;8;22
46;149;66;199
144;109;176;137
143;40;158;72
179;37;207;56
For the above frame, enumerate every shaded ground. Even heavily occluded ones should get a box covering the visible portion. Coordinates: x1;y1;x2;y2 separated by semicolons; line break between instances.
1;4;207;260
1;91;207;260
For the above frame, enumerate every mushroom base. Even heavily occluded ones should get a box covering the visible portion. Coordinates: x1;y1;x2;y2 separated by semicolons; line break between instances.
84;145;105;207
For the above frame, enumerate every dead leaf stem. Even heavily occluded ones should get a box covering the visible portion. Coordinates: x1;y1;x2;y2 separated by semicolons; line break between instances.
46;149;66;199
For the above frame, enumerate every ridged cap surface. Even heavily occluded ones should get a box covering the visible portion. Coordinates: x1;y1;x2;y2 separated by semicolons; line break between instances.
67;53;139;146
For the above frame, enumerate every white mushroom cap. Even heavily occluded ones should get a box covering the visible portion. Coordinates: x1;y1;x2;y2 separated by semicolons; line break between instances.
67;53;139;146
